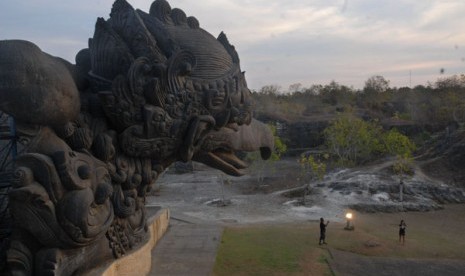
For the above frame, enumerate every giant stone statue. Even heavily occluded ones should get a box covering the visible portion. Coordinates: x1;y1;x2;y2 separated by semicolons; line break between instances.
0;0;274;274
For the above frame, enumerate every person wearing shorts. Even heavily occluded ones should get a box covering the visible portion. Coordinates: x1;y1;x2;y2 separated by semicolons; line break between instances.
399;219;406;245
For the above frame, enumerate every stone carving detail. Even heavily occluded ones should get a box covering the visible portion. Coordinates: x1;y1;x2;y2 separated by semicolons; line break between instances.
0;0;273;274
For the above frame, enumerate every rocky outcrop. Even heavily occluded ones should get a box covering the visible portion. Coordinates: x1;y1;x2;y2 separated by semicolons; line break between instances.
418;128;465;188
283;121;328;149
282;163;465;213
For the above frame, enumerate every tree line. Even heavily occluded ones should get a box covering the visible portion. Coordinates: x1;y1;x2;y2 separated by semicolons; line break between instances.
252;74;465;153
251;74;465;174
252;74;465;132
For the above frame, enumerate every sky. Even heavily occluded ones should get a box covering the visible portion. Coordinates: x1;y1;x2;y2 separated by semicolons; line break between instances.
1;0;465;91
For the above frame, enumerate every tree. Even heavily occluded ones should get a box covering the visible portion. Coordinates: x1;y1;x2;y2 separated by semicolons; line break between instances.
383;129;416;202
364;75;390;93
319;81;354;106
435;74;465;90
269;124;287;161
323;115;384;166
324;116;417;202
259;84;281;95
298;153;327;205
392;155;413;202
288;83;302;94
383;128;416;157
441;90;465;127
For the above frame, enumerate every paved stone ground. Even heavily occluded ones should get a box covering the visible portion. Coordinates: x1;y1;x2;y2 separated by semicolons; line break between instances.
150;214;223;276
327;248;465;276
150;220;465;276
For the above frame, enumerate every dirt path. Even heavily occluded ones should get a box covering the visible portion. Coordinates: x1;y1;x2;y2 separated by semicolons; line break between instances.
328;248;465;276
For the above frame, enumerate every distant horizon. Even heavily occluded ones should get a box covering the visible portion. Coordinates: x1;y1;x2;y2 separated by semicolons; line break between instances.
1;0;464;91
249;73;462;94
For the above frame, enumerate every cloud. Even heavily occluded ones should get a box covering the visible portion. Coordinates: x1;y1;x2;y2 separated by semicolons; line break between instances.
1;0;464;90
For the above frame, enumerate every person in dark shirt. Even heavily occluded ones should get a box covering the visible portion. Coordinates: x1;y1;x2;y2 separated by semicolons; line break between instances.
399;219;406;245
319;217;329;245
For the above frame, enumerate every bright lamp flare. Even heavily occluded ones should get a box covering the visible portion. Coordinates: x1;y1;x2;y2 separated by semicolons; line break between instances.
346;212;353;219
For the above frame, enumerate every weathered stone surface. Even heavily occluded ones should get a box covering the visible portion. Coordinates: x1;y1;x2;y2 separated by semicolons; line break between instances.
1;0;273;274
0;40;80;126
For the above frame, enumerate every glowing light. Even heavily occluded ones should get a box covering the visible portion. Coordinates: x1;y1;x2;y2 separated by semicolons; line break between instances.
345;212;353;219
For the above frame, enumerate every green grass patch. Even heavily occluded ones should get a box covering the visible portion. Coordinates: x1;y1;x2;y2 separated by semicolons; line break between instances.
213;205;465;275
213;224;331;276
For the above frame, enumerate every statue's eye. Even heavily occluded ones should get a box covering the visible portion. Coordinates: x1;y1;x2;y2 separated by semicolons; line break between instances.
78;165;91;180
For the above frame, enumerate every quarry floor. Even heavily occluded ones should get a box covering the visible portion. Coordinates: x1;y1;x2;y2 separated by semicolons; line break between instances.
147;159;465;275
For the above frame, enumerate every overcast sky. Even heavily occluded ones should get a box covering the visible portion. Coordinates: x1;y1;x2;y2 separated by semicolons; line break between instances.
1;0;464;91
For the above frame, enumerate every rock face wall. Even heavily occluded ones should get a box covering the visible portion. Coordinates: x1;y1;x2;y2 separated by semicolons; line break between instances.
284;121;328;150
418;128;465;188
258;117;432;155
0;1;273;274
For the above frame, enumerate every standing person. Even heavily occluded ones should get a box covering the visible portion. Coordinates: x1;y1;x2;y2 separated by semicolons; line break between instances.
399;219;406;245
319;217;329;245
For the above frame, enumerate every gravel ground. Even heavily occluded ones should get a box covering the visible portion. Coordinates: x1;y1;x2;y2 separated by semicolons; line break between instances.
147;158;465;225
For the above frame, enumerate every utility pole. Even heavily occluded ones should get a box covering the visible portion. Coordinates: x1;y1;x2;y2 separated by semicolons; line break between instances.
409;70;412;88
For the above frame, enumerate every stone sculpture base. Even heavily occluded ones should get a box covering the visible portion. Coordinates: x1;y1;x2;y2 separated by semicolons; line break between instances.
89;207;170;276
